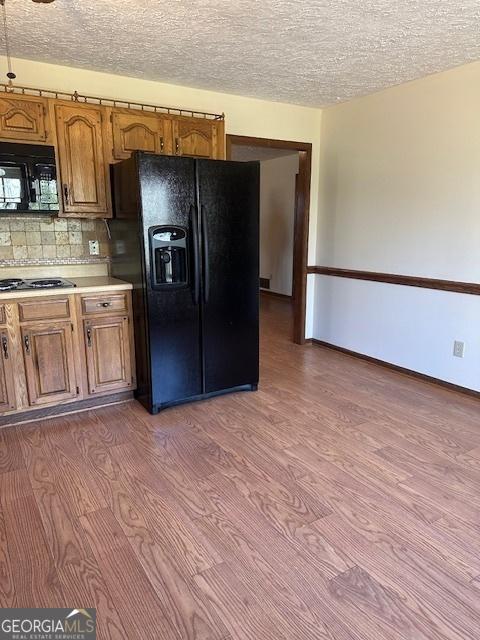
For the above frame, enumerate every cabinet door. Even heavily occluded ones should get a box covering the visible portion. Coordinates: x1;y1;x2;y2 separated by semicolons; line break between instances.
112;110;172;160
84;316;132;394
22;321;78;406
173;118;222;159
0;331;16;413
55;104;109;215
0;94;48;142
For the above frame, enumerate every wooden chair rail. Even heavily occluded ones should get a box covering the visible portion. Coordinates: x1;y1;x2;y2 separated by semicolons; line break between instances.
307;266;480;296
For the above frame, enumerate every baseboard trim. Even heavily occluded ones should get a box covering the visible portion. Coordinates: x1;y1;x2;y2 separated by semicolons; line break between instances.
260;289;293;301
309;338;480;401
0;391;134;429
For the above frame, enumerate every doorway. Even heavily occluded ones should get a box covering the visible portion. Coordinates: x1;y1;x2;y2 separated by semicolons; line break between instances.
226;135;312;344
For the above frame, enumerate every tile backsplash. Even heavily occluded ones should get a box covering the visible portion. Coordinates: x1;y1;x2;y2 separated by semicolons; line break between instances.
0;216;111;262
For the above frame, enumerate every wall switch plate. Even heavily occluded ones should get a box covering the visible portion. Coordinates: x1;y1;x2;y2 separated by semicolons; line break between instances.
453;341;465;358
89;240;99;256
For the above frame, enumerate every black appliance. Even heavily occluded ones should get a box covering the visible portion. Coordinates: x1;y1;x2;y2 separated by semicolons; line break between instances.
0;142;59;214
111;153;259;414
0;278;75;291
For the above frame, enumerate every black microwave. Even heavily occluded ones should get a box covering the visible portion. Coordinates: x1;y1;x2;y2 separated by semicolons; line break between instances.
0;142;59;214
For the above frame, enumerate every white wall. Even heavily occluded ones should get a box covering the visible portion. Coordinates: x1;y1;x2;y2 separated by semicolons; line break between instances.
2;56;322;333
259;154;298;296
314;276;480;391
315;60;480;391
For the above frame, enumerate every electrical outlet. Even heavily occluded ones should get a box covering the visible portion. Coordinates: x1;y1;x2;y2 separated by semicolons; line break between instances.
453;341;465;358
89;240;99;256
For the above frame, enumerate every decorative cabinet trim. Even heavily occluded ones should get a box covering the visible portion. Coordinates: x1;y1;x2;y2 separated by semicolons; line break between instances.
0;94;48;142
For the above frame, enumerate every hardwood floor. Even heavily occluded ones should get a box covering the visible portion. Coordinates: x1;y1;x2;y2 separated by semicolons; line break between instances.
1;295;480;639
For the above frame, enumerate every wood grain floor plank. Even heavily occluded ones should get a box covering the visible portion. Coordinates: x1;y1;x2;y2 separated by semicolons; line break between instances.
0;297;478;640
109;440;217;519
20;421;106;517
3;495;64;607
329;565;450;640
197;473;373;640
283;448;480;581
93;494;227;640
357;419;480;471
59;553;129;640
194;562;292;640
0;467;31;504
377;445;480;504
433;517;480;560
80;508;181;640
284;444;444;525
0;507;15;607
0;426;24;473
195;562;361;640
398;474;480;525
315;513;480;640
101;454;223;577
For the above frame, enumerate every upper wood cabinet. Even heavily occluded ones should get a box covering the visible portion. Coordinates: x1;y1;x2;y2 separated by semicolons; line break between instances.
21;320;78;406
0;93;49;143
0;91;225;218
111;110;172;160
55;103;110;217
173;117;224;159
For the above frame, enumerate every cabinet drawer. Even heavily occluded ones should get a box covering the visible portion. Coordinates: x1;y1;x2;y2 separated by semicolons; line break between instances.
18;297;70;322
81;293;127;316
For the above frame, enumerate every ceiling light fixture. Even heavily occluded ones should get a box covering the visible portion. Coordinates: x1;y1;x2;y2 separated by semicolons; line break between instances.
0;0;15;89
32;0;56;3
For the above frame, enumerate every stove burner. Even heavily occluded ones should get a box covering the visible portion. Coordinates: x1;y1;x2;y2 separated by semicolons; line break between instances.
0;278;23;291
29;279;64;289
0;277;75;291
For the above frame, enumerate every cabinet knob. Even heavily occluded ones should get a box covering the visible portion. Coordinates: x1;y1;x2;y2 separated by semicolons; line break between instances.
86;327;92;347
97;301;111;308
24;334;30;355
160;136;164;152
175;138;180;154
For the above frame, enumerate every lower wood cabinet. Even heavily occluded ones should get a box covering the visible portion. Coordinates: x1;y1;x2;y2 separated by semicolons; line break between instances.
0;289;135;419
84;315;132;394
0;330;17;412
21;321;78;406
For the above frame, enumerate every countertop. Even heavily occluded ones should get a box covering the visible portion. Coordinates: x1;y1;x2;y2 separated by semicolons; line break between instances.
0;276;133;300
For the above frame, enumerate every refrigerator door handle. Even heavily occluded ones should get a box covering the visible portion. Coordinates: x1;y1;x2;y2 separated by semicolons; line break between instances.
201;204;210;304
191;204;201;305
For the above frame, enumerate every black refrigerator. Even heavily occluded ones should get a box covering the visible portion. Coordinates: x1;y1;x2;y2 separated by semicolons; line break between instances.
110;152;259;414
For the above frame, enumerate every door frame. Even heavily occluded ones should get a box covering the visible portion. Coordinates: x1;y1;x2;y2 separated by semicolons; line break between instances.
226;134;312;344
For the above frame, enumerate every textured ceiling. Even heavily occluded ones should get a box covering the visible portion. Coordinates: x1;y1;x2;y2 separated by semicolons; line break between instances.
3;0;480;107
230;145;299;162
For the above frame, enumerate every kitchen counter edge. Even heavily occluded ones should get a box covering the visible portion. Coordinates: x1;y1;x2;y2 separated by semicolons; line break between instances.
0;276;133;300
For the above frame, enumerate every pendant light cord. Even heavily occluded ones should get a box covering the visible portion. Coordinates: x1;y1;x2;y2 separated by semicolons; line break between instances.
0;0;15;86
